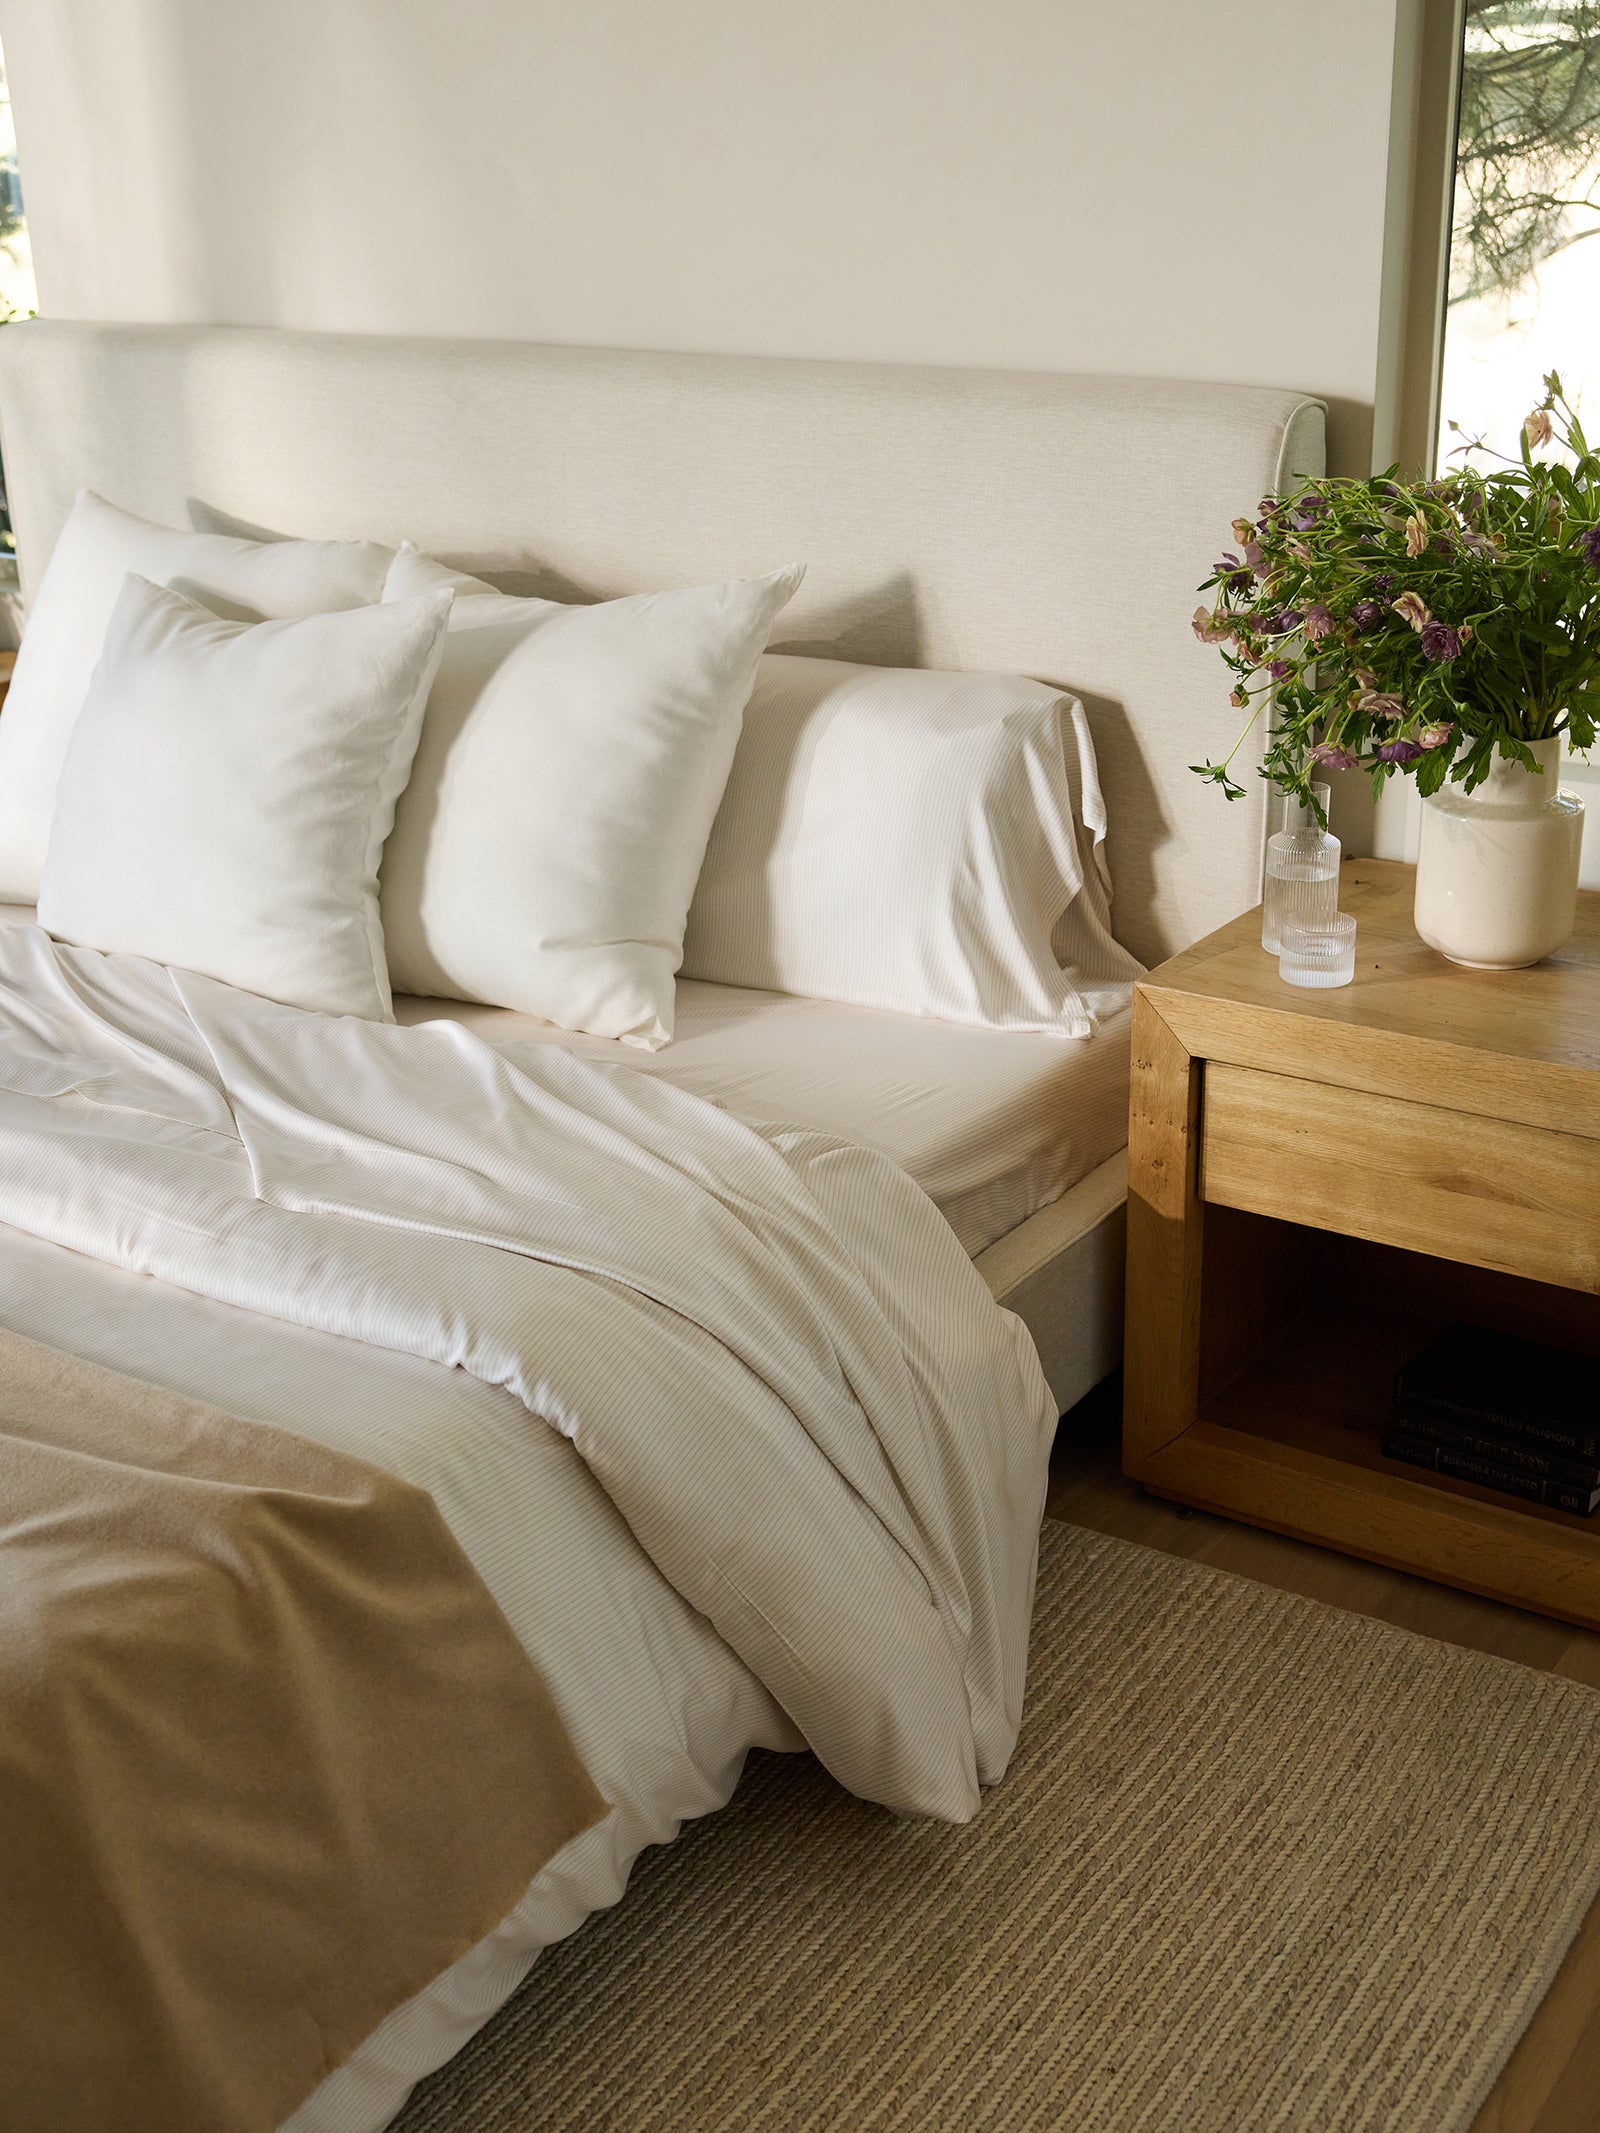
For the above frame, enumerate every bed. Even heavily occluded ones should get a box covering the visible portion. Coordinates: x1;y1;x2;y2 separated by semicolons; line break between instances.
0;320;1323;2133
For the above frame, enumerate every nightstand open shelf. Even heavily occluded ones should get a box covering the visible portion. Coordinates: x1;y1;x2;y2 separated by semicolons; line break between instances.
1124;861;1600;1626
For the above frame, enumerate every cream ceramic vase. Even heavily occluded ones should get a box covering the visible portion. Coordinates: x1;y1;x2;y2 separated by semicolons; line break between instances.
1413;737;1584;968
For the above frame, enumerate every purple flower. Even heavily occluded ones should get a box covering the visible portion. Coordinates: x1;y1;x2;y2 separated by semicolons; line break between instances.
1214;553;1253;595
1301;604;1336;642
1372;573;1396;597
1265;607;1303;636
1374;738;1424;764
1579;526;1600;568
1419;621;1462;662
1267;659;1292;681
1349;599;1385;632
1290;497;1327;531
1357;690;1406;723
1311;742;1360;770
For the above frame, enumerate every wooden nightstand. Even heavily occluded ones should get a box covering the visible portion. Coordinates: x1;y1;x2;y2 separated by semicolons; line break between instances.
1124;857;1600;1629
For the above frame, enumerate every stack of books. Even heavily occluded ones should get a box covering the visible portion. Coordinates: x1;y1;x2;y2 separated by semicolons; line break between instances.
1383;1323;1600;1518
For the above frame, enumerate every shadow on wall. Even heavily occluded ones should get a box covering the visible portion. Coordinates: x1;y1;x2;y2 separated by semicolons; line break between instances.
1066;690;1169;969
1319;396;1377;483
768;572;925;670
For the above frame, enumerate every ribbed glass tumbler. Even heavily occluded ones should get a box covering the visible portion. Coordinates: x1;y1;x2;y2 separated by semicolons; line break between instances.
1279;913;1357;989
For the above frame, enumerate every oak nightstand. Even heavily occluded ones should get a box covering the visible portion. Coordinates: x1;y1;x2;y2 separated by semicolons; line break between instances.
1123;857;1600;1628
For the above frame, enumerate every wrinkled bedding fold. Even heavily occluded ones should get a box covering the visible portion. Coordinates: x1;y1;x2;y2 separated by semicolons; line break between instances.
0;923;1056;1818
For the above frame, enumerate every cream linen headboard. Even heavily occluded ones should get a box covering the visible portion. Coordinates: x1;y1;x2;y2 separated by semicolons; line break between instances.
0;321;1323;966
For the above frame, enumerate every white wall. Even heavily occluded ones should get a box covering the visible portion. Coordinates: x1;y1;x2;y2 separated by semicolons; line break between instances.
0;0;1401;476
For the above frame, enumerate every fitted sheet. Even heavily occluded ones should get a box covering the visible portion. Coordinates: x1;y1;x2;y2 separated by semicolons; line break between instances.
392;980;1132;1258
0;902;1130;1257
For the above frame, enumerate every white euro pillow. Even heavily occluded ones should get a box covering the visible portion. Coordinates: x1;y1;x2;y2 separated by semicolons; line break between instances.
379;546;804;1048
38;575;453;1021
0;490;394;903
682;656;1145;1035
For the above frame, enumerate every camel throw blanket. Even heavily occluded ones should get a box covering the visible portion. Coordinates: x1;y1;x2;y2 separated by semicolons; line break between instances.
0;1328;607;2133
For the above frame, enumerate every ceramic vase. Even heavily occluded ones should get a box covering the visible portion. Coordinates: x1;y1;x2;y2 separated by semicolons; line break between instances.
1413;736;1584;969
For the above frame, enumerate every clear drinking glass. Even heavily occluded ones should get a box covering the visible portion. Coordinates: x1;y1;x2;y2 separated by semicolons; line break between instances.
1279;913;1357;989
1261;783;1340;955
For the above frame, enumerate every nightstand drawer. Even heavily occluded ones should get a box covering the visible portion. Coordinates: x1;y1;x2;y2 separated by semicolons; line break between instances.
1199;1061;1600;1292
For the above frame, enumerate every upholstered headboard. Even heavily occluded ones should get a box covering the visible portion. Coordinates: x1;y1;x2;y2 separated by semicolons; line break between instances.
0;321;1323;966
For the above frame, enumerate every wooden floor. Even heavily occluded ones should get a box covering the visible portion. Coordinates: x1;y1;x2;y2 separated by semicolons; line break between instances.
1047;1378;1600;2133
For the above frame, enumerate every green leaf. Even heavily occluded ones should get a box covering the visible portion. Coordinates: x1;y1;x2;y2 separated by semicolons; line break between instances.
1189;761;1247;803
1415;748;1450;798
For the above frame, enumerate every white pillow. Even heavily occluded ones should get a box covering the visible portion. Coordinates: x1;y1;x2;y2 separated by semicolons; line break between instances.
38;575;453;1021
0;491;393;903
682;656;1145;1035
379;546;804;1048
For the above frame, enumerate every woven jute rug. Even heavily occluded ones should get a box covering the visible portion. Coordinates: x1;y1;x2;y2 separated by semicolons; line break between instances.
394;1521;1600;2132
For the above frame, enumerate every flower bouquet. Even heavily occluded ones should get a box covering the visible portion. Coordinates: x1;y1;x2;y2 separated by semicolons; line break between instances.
1189;374;1599;966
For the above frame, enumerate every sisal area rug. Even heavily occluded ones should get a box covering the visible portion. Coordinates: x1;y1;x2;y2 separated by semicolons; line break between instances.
394;1522;1600;2132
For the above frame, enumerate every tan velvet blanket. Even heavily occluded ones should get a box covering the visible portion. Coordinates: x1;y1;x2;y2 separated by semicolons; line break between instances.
0;1327;608;2133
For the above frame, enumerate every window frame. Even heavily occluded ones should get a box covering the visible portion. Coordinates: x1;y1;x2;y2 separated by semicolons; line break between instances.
1375;0;1468;478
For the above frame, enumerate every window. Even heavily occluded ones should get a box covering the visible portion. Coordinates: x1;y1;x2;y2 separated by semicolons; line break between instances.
0;35;32;575
1437;4;1600;466
0;41;31;326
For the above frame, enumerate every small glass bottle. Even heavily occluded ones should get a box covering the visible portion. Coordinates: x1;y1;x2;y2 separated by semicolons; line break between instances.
1261;783;1339;955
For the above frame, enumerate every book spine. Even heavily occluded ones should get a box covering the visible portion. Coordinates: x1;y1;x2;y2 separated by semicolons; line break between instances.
1546;1479;1600;1518
1382;1431;1600;1516
1393;1385;1600;1464
1390;1408;1600;1489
